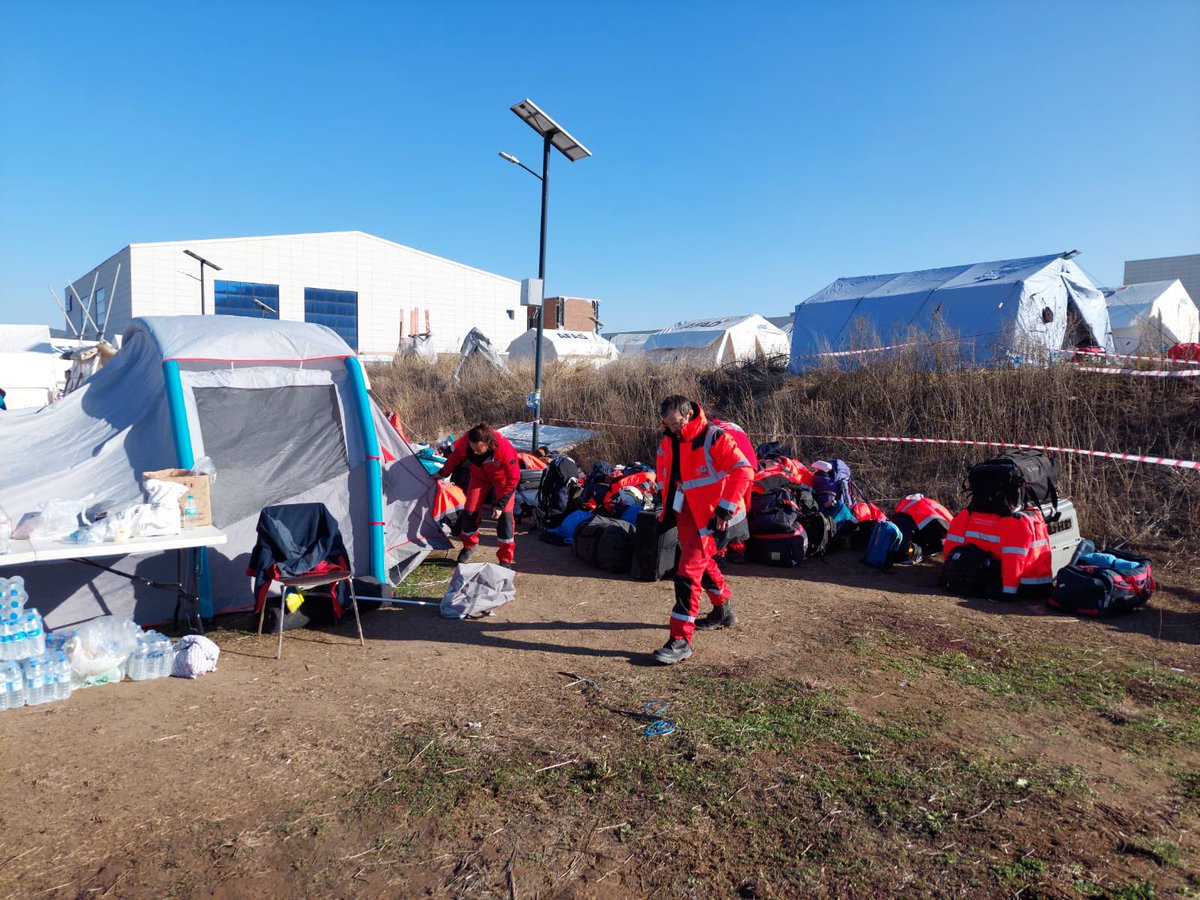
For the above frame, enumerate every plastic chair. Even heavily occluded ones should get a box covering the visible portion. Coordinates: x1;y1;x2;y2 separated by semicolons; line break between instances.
247;503;364;659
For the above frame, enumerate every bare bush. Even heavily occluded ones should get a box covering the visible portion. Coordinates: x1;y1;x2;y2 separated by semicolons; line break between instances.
368;351;1199;556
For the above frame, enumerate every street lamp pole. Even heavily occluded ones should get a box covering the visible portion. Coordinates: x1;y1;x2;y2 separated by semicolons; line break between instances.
532;134;551;452
503;99;591;452
183;249;223;315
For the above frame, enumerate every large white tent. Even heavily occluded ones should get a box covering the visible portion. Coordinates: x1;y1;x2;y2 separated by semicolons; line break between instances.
789;252;1113;369
1104;280;1199;354
605;330;656;357
506;329;620;367
642;315;790;366
0;316;447;627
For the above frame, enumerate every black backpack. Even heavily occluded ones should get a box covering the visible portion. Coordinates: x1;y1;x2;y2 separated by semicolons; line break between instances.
798;511;834;558
940;544;1002;598
966;450;1060;518
892;511;949;557
755;440;793;461
580;461;616;509
535;455;581;528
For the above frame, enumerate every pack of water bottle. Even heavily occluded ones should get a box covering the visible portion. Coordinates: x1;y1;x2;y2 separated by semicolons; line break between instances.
18;651;71;706
125;630;174;681
0;610;45;662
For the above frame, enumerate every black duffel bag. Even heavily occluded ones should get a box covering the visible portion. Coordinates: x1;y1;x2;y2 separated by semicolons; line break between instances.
572;514;637;573
966;449;1060;517
749;489;800;535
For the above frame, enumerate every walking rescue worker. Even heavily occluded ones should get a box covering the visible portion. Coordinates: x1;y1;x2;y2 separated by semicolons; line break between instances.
436;422;521;568
652;396;754;665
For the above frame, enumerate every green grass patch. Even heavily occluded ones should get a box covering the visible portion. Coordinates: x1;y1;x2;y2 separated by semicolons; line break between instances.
391;560;454;600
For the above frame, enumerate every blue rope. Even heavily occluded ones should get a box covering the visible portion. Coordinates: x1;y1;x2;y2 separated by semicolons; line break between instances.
641;701;676;737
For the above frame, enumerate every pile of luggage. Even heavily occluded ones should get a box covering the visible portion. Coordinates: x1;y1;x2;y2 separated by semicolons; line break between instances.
468;435;1157;621
939;449;1155;615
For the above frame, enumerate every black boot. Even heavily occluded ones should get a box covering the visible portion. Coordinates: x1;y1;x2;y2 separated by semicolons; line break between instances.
457;547;475;564
695;602;737;630
652;638;693;665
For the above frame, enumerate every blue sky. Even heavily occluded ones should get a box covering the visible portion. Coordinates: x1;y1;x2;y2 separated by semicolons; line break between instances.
1;1;1197;332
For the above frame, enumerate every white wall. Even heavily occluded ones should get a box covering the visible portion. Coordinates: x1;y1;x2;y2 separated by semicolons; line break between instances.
68;232;525;355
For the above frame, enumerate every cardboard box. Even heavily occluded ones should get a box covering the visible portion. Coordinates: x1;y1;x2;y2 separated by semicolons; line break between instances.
143;468;212;528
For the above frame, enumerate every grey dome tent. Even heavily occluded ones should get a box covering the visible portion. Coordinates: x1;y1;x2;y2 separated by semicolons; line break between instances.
0;316;448;628
789;252;1113;369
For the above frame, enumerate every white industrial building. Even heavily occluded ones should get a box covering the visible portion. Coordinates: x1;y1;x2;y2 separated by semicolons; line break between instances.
60;231;528;357
1125;254;1200;309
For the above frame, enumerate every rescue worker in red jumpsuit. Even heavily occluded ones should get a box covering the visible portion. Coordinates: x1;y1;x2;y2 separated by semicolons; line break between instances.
653;396;754;665
436;423;521;568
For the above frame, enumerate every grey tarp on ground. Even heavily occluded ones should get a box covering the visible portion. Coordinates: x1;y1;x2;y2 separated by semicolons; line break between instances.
439;562;515;618
0;316;448;628
496;422;595;453
789;252;1113;368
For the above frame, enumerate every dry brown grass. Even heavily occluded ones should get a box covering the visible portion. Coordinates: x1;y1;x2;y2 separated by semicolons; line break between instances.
368;349;1200;557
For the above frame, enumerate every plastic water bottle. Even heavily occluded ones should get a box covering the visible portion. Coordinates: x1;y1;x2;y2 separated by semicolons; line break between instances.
20;610;45;659
22;656;46;706
127;634;145;681
51;650;71;700
182;494;198;529
1;660;24;709
0;619;10;662
154;633;174;676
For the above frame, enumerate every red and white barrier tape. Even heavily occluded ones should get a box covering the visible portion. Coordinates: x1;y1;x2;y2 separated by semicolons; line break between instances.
545;418;1200;470
1074;365;1200;378
791;340;919;360
1053;347;1200;366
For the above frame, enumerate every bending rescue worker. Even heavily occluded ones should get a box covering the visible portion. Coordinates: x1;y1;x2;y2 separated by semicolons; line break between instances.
436;422;521;569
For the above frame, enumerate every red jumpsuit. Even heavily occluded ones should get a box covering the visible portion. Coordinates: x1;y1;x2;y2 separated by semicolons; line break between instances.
656;406;754;643
943;509;1052;596
437;432;521;564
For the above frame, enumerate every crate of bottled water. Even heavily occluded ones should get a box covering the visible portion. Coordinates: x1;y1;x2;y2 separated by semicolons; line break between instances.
0;609;45;662
0;659;25;710
20;651;70;706
126;631;174;681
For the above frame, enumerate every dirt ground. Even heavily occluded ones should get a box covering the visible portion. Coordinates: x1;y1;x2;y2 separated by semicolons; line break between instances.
2;528;1198;899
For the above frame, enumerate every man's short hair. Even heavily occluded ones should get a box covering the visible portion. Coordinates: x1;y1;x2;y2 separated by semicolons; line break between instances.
659;395;694;418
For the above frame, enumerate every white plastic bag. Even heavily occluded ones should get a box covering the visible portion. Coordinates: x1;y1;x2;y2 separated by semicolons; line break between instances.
440;563;515;619
65;616;141;681
13;495;96;541
171;634;220;678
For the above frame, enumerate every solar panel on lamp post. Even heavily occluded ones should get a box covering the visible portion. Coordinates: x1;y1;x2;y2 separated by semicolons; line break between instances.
183;249;223;316
501;99;591;452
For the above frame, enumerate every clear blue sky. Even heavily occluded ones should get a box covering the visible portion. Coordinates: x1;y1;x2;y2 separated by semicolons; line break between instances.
1;1;1197;332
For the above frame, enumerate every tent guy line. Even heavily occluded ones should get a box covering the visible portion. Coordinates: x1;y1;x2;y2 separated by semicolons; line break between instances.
544;418;1200;471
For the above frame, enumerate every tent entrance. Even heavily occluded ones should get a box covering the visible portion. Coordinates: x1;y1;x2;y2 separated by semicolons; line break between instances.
194;384;351;527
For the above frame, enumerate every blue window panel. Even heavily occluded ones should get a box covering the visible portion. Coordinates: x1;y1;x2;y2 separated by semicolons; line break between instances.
214;281;279;319
304;287;358;350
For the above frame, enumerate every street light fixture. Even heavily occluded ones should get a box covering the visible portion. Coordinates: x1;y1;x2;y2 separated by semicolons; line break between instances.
183;249;223;315
501;98;591;451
